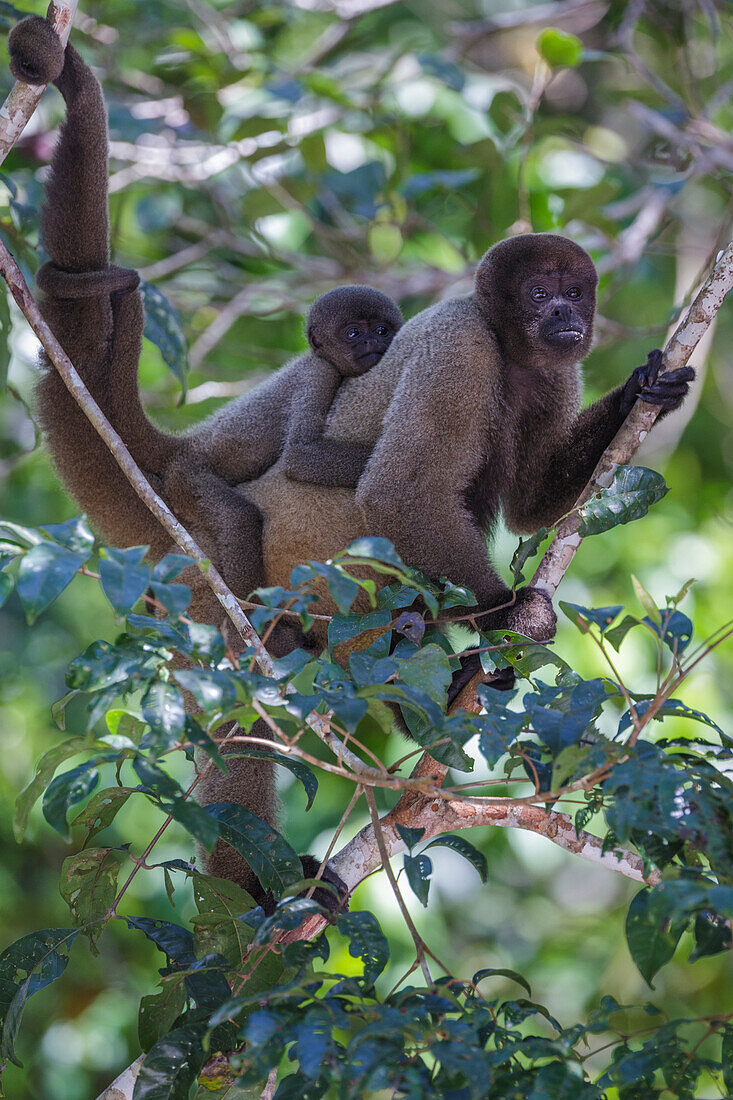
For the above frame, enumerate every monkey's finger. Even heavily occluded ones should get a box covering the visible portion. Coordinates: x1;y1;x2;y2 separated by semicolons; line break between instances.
639;391;687;406
658;366;695;383
643;381;691;398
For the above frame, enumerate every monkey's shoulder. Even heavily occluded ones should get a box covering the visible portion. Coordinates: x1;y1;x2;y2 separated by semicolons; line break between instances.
395;294;501;375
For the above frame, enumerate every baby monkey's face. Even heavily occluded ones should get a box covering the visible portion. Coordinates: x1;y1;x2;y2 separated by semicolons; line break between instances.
337;317;396;375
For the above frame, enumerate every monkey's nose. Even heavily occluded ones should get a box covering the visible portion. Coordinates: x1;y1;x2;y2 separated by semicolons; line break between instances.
554;304;572;321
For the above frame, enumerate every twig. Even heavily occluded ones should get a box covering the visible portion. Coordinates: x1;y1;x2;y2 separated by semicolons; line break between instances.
0;0;79;166
531;240;733;598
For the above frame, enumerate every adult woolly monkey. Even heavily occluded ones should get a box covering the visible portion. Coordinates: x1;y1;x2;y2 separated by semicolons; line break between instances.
9;17;694;896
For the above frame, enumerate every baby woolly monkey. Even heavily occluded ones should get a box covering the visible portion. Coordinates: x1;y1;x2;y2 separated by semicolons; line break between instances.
165;285;402;601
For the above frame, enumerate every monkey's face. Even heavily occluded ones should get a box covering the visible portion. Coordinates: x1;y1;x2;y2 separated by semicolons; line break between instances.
475;235;598;369
333;317;397;376
520;273;594;356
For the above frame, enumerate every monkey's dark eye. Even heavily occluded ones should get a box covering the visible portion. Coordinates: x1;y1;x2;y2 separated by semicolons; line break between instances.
565;286;582;300
374;325;390;337
346;326;362;340
530;286;548;301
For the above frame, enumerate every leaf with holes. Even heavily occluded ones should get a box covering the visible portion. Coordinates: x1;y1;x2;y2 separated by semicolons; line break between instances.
578;466;668;536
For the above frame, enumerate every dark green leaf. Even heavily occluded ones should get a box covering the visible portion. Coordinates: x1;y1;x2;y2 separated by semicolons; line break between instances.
99;547;152;614
224;749;318;810
404;853;432;906
72;786;135;846
16;542;88;622
560;602;623;634
141;680;187;752
336;911;389;986
578;466;668;536
205;803;303;894
424;834;488;882
625;888;687;986
0;929;79;1064
395;824;425;852
43;762;101;839
134;1025;207;1098
140;280;189;395
472;968;531;997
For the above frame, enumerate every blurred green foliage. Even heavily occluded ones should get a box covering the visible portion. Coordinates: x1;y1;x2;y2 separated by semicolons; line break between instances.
0;0;731;1095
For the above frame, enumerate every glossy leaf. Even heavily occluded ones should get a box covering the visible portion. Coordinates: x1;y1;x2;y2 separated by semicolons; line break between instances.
16;542;88;622
578;466;668;536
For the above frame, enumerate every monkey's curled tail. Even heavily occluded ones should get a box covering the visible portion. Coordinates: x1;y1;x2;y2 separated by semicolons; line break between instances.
8;16;178;548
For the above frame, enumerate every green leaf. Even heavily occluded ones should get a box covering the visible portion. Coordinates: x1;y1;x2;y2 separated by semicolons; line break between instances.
224;749;318;810
625;888;687;987
536;28;584;68
72;786;135;846
0;928;79;1065
205;803;303;895
99;546;152;614
134;1025;207;1098
14;737;94;841
578;466;668;537
141;680;187;752
138;983;187;1054
174;668;238;712
423;834;488;882
560;602;623;634
510;528;549;585
631;575;662;627
395;824;425;852
336;911;389;987
396;644;452;707
472;967;531;997
43;762;101;839
140;280;189;396
403;852;432;906
59;848;120;949
16;542;88;622
40;516;95;553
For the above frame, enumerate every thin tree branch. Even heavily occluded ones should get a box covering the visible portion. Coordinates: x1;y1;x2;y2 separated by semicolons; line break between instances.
531;240;733;598
0;0;79;166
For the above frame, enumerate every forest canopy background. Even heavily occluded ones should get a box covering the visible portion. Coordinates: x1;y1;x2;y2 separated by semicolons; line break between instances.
0;0;732;1097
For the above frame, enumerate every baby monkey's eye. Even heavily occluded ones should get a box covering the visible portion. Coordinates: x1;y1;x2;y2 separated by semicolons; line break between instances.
346;326;362;340
530;286;548;301
374;325;390;336
565;286;582;300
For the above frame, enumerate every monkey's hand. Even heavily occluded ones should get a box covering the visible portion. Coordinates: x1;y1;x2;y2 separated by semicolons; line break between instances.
487;587;557;642
620;349;695;419
8;15;65;87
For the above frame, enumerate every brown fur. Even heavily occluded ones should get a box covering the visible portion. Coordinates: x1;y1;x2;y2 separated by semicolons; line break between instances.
15;15;692;893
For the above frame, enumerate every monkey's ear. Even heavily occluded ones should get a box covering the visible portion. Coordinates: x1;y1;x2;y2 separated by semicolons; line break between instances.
307;325;321;351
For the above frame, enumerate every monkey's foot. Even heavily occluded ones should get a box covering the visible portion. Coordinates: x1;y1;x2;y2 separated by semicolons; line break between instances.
486;587;557;642
37;262;140;300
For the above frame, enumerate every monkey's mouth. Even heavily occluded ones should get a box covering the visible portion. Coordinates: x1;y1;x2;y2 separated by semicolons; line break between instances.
543;327;584;346
356;350;382;368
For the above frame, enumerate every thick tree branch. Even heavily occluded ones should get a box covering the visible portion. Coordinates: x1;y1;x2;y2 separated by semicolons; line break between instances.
0;1;79;165
531;240;733;598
